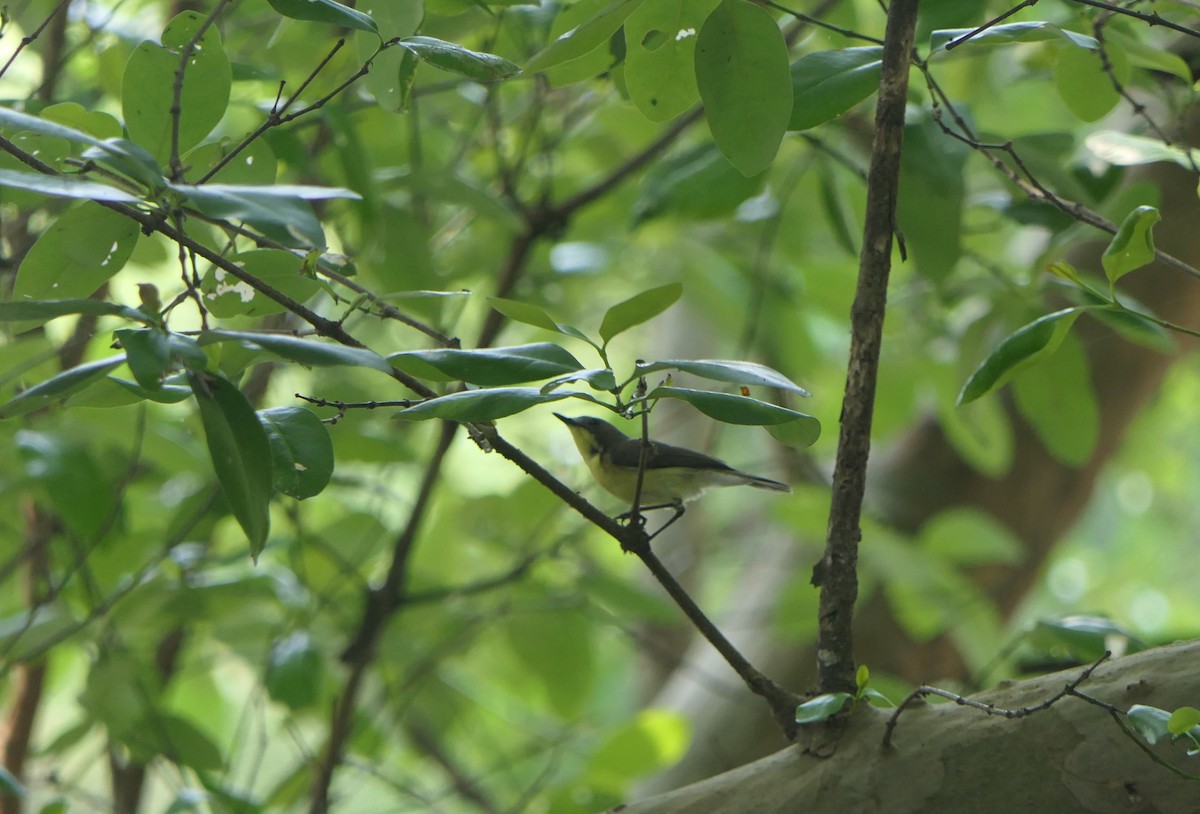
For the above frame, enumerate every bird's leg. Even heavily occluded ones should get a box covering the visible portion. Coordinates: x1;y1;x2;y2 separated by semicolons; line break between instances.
647;501;685;541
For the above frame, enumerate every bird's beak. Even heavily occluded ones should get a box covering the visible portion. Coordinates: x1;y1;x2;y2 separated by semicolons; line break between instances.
553;412;575;427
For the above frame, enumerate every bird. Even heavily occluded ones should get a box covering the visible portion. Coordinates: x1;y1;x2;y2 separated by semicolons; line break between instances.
554;413;790;536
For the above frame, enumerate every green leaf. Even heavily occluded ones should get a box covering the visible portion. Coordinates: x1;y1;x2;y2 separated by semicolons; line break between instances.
1011;333;1099;468
0;355;126;418
265;0;379;33
541;368;619;393
266;632;324;710
599;283;682;345
957;308;1089;405
543;0;623;86
0;168;140;201
1102;205;1159;290
0;298;151;324
0;105;111;149
198;330;395;375
40;101;122;140
116;329;171;390
134;713;224;772
189;372;273;558
525;0;645;73
788;47;883;131
396;387;583;422
694;0;793;176
11;202;140;302
1103;28;1192;83
765;415;822;449
201;249;322;318
588;709;690;785
1054;41;1129;123
1127;705;1173;746
487;297;597;346
637;357;810;395
1168;707;1200;736
173;183;359;248
388;343;585;385
632;142;766;224
505;609;595;718
795;692;852;724
648;385;818;427
1084;131;1200;170
930;22;1097;53
624;0;719;121
122;11;232;161
1034;615;1143;660
109;376;194;405
898;113;967;283
397;37;521;81
17;431;114;540
81;138;168;190
258;407;334;500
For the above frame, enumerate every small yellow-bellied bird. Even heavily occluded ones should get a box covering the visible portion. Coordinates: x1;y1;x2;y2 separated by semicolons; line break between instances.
555;413;790;535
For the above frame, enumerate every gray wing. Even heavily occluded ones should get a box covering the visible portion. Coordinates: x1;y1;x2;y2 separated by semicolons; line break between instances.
608;439;735;472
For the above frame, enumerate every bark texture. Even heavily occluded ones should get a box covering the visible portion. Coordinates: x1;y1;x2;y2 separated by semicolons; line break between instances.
618;641;1200;814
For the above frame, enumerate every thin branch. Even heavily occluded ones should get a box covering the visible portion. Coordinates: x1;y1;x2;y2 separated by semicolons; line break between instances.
168;0;233;180
882;652;1111;748
0;0;71;81
813;0;921;696
197;38;365;184
1068;0;1200;40
943;0;1041;50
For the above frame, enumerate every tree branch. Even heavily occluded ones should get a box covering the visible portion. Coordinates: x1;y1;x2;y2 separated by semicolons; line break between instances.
813;0;920;695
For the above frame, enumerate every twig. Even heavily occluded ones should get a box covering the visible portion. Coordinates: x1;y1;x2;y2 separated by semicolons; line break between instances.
1068;0;1200;40
0;0;71;81
883;652;1111;748
812;0;921;696
943;0;1040;50
168;0;233;180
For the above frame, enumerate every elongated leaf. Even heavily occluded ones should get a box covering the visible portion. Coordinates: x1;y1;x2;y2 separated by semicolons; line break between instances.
649;385;818;430
172;183;359;247
765;415;822;449
599;283;682;345
0;298;151;324
1011;332;1098;468
266;0;379;33
198;330;394;374
12;202;140;302
930;22;1097;53
957;308;1091;405
795;692;852;724
259;407;333;500
632;142;765;224
1054;42;1129;123
1084;131;1200;169
0;106;110;148
0;168;139;201
789;47;883;131
637;358;810;395
541;368;619;393
0;355;125;418
396;387;585;422
398;37;521;81
1102;205;1159;290
525;0;645;73
694;0;792;176
388;343;584;385
487;297;597;345
189;372;273;558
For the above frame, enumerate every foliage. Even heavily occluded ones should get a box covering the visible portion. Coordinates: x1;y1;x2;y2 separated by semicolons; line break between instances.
1;0;1199;811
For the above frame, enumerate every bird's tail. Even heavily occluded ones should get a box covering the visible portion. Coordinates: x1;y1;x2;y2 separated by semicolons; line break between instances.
740;472;791;493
